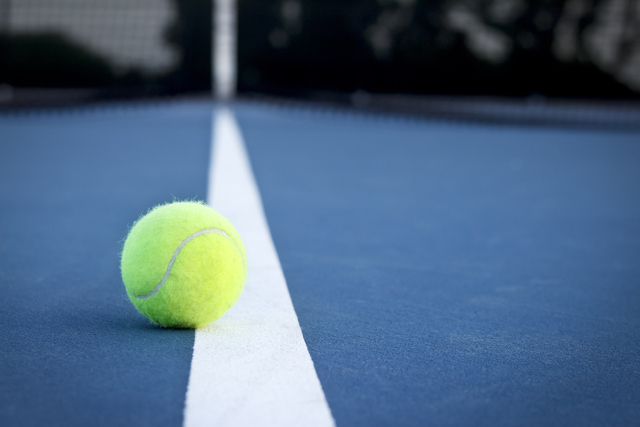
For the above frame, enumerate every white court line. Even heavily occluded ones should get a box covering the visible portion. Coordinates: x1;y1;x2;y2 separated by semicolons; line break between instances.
182;107;335;427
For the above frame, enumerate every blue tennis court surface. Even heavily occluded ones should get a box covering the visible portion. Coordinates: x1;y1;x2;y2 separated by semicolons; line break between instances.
0;103;210;427
1;100;639;426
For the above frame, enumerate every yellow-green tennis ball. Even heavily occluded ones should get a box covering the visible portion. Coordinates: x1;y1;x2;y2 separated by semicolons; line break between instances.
120;201;247;328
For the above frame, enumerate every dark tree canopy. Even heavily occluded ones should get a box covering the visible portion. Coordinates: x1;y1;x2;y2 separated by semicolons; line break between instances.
238;0;640;99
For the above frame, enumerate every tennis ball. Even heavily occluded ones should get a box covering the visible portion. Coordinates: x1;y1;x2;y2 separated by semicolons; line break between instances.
120;201;247;328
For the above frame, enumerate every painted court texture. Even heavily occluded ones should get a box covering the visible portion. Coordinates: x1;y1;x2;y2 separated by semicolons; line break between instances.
1;100;639;427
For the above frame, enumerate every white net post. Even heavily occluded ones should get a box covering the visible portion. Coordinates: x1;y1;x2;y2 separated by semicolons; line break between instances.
214;0;237;101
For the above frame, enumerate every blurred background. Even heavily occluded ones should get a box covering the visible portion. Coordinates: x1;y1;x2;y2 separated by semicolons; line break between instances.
0;0;639;108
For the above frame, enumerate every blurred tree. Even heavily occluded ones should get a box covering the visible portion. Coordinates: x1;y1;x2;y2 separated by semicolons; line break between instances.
237;0;640;99
0;33;115;88
164;0;212;93
0;0;212;98
613;0;640;71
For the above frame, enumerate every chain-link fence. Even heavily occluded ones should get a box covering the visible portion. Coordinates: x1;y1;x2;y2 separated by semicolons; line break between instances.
1;0;639;108
0;0;211;104
239;0;640;100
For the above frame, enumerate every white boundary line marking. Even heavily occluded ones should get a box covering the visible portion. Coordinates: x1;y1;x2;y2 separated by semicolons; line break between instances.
182;107;335;427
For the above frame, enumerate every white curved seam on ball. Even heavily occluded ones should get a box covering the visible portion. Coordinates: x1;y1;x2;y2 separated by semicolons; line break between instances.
132;228;244;300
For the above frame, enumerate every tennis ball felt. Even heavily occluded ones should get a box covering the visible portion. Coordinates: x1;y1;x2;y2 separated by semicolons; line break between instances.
120;201;247;328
